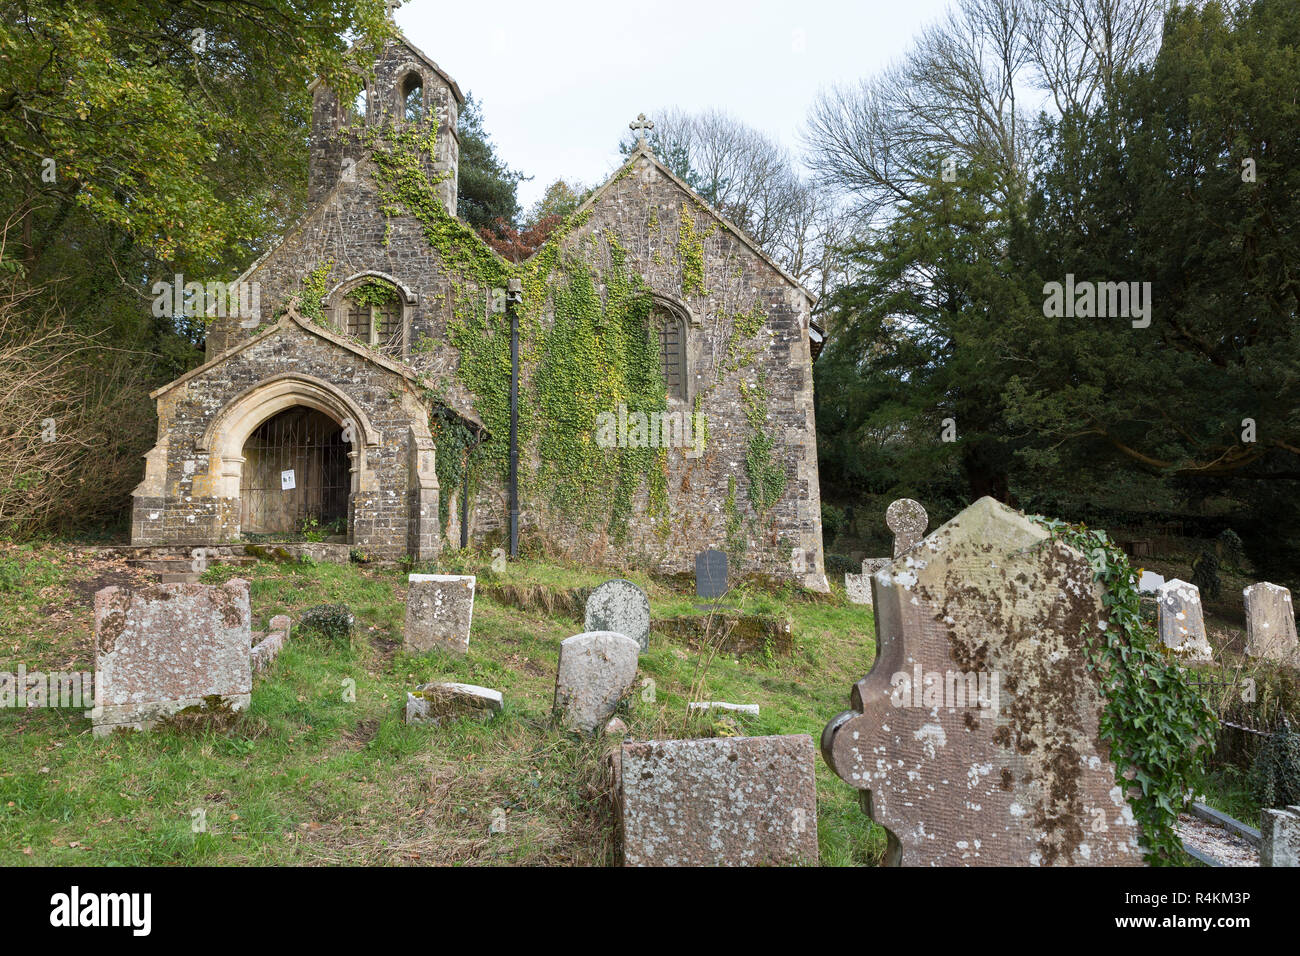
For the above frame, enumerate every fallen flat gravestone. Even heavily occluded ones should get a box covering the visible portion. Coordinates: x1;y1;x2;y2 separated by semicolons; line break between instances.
620;735;819;866
695;549;728;599
821;496;1143;866
91;579;253;735
584;579;651;652
406;682;503;725
1244;583;1299;664
404;574;475;655
1157;579;1212;662
553;631;639;733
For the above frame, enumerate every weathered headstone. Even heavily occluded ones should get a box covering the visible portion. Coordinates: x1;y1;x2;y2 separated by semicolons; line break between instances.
844;572;871;605
885;498;928;557
404;574;475;655
822;496;1143;866
1244;583;1299;663
553;630;639;733
405;682;502;725
695;549;728;599
846;558;892;606
91;580;252;735
584;578;651;652
1138;570;1166;594
1157;579;1212;662
1261;806;1300;867
620;735;819;866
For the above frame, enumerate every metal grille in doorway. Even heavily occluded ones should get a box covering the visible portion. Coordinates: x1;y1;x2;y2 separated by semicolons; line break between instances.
240;407;349;536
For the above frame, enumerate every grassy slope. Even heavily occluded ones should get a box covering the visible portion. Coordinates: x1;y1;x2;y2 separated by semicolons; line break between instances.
0;543;885;865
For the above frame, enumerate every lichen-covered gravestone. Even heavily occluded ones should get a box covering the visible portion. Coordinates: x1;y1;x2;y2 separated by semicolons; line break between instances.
91;579;252;735
620;735;819;866
846;558;891;606
1261;806;1300;867
694;550;728;599
844;572;871;605
822;496;1143;866
553;631;639;733
1244;583;1299;664
885;498;928;557
1157;579;1212;662
584;578;651;652
404;574;475;655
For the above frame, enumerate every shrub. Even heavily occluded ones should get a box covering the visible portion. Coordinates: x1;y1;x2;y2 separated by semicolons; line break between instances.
1248;726;1300;809
299;603;355;645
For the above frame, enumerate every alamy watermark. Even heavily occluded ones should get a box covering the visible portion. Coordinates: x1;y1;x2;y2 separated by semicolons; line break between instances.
151;274;260;328
0;665;95;708
1042;274;1151;328
595;403;706;458
890;664;1000;712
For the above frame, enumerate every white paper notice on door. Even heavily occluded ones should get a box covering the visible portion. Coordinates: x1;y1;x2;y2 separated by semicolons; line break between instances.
281;469;296;490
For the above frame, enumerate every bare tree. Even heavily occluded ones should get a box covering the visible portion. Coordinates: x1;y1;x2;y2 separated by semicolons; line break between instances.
804;0;1166;223
622;108;838;293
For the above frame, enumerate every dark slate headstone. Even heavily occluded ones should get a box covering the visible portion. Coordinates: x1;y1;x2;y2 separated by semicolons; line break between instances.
695;549;728;599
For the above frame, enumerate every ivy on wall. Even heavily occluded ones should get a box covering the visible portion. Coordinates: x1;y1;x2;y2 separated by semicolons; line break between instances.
739;374;787;517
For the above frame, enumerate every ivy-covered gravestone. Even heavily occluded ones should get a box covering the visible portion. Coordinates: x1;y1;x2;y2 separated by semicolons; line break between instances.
821;496;1145;866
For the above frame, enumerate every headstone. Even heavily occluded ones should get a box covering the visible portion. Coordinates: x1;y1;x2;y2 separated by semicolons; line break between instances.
847;558;891;606
885;498;928;557
822;496;1143;866
845;573;871;605
620;735;819;866
553;631;639;733
1138;570;1166;594
91;580;252;735
695;549;728;599
1157;579;1212;661
1244;583;1299;663
405;682;502;725
1261;806;1300;867
688;701;759;715
404;574;475;655
584;579;651;652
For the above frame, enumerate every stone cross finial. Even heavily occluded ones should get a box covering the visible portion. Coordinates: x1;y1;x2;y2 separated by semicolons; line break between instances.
629;113;654;147
385;0;403;19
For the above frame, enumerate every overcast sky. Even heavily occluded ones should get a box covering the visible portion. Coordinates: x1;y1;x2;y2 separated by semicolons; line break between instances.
397;0;956;210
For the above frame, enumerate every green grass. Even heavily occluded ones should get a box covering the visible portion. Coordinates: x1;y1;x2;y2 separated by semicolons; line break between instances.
0;543;886;865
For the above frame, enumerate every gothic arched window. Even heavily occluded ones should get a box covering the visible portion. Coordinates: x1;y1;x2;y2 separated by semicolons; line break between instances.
337;278;404;357
655;307;687;401
401;73;423;122
353;88;368;121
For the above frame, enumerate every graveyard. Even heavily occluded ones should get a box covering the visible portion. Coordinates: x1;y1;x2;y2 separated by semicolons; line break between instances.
2;491;1298;867
0;540;886;865
1;0;1298;887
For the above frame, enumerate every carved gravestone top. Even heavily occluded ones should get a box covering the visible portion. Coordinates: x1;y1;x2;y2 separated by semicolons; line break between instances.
585;579;651;652
822;496;1143;866
885;498;928;557
695;550;728;599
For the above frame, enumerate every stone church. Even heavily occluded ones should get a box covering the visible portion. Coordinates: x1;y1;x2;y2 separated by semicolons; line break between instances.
131;31;827;589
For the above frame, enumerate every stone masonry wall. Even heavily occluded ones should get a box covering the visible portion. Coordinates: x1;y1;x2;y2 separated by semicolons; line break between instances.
131;322;432;561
